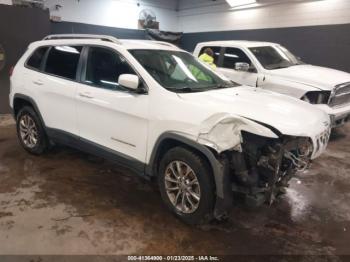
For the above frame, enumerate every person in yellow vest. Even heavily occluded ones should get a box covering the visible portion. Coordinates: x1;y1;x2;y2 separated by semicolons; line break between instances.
188;48;217;82
198;48;217;70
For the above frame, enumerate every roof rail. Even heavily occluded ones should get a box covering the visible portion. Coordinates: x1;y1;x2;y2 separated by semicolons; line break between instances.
43;34;122;45
151;41;178;49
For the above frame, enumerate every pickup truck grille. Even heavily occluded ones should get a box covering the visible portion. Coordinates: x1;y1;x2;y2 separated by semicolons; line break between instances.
329;82;350;107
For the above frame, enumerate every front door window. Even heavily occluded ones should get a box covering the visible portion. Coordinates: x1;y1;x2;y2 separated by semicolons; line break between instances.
222;47;255;72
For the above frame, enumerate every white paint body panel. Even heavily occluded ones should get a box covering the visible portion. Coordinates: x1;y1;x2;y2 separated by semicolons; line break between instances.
194;41;350;125
218;67;260;88
75;82;149;162
10;38;330;166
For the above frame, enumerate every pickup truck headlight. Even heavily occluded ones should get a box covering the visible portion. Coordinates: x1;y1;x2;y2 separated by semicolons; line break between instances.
301;91;331;104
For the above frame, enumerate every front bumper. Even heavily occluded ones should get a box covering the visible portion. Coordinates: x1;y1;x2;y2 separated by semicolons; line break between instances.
314;104;350;127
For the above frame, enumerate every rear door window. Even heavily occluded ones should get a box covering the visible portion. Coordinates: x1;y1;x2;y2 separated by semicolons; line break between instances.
44;46;82;80
26;46;49;70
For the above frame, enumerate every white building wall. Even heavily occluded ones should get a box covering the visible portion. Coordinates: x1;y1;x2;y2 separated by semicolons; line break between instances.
178;0;350;33
4;0;346;34
0;0;12;5
45;0;179;32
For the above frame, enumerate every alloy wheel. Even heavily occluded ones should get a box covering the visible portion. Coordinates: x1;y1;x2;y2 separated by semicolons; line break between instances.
19;114;38;148
164;161;201;214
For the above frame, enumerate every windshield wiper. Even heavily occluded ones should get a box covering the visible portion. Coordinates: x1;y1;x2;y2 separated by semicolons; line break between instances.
167;83;236;93
215;84;235;89
270;65;291;70
167;87;202;93
204;82;237;90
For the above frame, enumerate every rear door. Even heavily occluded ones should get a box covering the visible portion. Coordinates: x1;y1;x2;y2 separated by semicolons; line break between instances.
38;45;82;135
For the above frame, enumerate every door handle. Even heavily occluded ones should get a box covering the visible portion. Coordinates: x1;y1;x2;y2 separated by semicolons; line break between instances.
78;92;94;99
33;80;43;86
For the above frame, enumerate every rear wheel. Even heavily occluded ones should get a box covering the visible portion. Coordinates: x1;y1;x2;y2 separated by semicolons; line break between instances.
16;106;48;155
158;147;215;225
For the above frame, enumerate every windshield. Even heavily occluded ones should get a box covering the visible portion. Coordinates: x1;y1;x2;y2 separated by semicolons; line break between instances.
249;45;303;70
130;49;237;93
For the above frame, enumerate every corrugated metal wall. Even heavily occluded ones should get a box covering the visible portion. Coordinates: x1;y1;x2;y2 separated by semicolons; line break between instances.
0;4;50;113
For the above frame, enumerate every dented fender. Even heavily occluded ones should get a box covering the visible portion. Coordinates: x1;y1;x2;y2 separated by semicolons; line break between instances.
196;113;279;153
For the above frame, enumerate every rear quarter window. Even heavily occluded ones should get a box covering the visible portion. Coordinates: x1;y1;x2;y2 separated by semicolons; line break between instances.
26;46;49;70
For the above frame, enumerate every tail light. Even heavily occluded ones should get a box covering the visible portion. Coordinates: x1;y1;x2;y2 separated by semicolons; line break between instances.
9;66;14;77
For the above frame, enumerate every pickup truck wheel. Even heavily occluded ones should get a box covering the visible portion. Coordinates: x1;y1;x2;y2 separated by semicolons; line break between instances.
16;106;48;155
158;147;215;225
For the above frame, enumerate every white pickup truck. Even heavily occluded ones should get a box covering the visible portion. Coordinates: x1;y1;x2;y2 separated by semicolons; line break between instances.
194;41;350;127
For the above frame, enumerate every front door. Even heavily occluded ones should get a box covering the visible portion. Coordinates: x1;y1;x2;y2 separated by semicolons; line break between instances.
75;46;149;163
218;47;259;87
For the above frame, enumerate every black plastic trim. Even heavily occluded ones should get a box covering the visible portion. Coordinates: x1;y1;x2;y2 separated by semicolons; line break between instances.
46;128;146;175
146;132;233;218
146;132;226;194
12;94;46;126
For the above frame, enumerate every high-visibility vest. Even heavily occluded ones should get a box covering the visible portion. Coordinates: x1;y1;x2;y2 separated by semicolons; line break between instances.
199;53;217;70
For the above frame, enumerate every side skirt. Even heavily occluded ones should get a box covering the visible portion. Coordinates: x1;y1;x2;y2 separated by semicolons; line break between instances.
46;128;147;177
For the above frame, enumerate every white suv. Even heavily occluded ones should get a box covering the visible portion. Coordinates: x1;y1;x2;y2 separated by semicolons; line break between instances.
10;34;330;224
194;41;350;127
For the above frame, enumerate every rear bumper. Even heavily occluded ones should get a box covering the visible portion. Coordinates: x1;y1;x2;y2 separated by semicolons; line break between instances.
314;104;350;127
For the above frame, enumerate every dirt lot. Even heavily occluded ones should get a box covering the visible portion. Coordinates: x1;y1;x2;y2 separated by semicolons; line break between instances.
0;114;349;260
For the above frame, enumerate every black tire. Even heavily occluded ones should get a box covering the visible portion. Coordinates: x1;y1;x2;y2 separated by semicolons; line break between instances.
16;106;49;155
158;146;215;225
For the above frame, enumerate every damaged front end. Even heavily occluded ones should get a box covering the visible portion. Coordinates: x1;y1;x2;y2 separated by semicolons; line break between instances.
230;131;313;206
195;114;318;218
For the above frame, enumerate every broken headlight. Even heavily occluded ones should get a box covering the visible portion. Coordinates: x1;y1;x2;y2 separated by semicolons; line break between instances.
297;138;313;157
301;91;331;104
284;138;313;172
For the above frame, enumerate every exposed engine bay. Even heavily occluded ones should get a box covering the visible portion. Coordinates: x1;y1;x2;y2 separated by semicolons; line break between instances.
194;113;329;212
228;131;314;206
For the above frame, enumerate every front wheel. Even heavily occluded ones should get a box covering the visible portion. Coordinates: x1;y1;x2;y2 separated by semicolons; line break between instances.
158;147;215;225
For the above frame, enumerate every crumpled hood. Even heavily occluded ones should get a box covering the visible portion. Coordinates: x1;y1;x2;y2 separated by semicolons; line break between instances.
179;86;330;137
268;65;350;90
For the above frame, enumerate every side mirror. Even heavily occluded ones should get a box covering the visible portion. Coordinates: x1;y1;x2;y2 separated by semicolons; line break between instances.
118;74;139;91
235;62;250;72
